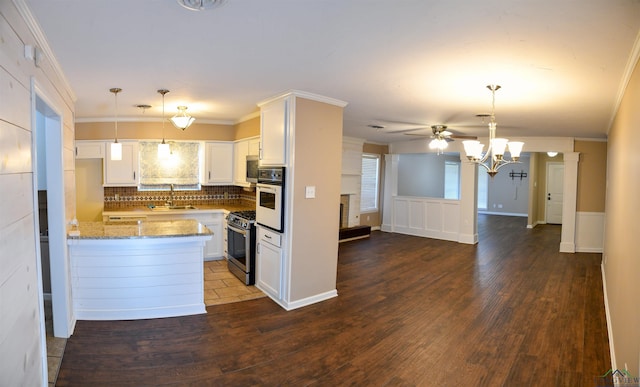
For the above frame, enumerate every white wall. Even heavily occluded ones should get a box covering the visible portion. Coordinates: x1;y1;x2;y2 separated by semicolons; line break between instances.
0;1;76;385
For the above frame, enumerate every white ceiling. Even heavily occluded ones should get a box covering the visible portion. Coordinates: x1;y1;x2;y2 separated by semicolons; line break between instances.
24;0;640;144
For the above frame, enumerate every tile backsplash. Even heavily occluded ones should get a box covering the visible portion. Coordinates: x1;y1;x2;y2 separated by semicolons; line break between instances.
104;185;255;210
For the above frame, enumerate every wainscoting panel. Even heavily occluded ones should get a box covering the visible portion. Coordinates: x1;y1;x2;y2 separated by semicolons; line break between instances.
392;197;460;241
575;212;605;253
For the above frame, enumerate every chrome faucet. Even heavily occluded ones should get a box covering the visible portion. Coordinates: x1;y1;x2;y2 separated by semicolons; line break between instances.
167;184;175;207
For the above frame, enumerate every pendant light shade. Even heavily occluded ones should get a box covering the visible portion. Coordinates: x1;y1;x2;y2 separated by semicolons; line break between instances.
158;142;170;159
171;106;195;131
109;88;122;161
111;142;122;161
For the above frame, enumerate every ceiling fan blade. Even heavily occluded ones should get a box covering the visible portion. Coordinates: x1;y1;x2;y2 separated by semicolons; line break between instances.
450;134;478;140
404;133;432;137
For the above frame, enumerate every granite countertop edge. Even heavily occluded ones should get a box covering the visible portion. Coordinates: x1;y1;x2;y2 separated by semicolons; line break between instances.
67;219;215;240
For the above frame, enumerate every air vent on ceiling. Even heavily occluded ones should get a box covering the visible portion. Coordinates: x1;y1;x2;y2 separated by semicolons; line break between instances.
177;0;226;11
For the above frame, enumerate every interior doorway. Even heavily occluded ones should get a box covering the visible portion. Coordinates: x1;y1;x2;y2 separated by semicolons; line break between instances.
33;83;72;338
546;162;564;224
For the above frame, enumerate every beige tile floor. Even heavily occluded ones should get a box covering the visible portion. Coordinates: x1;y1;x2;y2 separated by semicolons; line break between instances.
204;260;266;305
44;300;66;387
44;261;264;385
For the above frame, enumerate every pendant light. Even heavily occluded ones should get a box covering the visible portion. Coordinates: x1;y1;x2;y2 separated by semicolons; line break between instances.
170;105;195;131
109;88;122;161
157;89;171;159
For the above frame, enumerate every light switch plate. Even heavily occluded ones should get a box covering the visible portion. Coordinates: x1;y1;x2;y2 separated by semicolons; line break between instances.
305;186;316;198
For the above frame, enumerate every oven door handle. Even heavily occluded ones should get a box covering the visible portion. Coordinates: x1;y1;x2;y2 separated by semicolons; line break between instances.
257;183;278;194
228;224;248;236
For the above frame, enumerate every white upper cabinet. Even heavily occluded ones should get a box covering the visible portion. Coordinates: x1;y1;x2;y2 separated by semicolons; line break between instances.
233;136;260;187
75;140;105;159
259;96;289;166
233;139;249;187
104;141;139;186
248;138;260;156
204;142;234;185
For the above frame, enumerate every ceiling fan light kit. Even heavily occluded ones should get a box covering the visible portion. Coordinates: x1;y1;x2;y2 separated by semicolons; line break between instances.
462;85;524;178
429;125;451;155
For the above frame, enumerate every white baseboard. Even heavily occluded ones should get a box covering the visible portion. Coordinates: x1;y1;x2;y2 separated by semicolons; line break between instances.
478;211;527;217
458;233;478;245
560;241;576;253
282;289;338;311
339;235;370;243
601;263;617;371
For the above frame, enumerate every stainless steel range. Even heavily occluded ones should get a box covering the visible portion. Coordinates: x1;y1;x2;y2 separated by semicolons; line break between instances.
226;210;256;285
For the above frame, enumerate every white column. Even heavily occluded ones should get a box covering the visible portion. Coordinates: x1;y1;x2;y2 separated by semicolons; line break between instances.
458;156;478;244
560;152;579;252
381;154;398;232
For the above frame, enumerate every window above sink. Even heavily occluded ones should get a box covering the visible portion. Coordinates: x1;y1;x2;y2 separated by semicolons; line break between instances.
138;141;202;191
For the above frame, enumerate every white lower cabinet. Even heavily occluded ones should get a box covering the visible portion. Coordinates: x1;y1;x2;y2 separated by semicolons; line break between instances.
125;210;226;260
256;226;283;299
223;213;229;259
201;218;223;260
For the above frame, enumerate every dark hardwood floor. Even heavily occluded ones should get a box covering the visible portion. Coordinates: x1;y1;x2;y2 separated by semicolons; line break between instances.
55;215;610;386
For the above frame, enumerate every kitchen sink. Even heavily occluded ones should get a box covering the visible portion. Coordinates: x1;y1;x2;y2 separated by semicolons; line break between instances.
150;205;198;211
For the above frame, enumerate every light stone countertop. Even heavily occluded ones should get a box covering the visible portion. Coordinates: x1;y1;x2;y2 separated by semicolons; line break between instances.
68;219;213;240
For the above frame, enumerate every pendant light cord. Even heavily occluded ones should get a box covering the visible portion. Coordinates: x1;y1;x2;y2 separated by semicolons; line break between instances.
109;88;122;143
158;89;169;144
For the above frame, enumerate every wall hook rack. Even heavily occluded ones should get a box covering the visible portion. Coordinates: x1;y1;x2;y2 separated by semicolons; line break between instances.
509;170;528;180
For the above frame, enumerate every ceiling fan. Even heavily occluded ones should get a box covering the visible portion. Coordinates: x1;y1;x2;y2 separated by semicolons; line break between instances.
404;125;477;141
404;125;478;154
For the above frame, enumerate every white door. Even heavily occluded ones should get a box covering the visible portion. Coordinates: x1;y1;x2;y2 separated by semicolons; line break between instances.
546;162;564;224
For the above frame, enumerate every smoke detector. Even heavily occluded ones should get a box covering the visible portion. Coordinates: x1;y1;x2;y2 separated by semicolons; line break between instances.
177;0;226;11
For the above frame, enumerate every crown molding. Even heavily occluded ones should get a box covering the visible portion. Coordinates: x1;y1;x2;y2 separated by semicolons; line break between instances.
13;0;77;102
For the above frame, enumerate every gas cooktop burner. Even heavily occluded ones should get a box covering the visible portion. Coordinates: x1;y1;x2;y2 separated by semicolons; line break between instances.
230;210;256;221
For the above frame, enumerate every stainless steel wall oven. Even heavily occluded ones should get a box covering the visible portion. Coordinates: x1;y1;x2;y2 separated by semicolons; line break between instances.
256;166;285;232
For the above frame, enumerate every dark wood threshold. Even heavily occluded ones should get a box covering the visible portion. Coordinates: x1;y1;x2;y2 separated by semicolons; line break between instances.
339;225;371;242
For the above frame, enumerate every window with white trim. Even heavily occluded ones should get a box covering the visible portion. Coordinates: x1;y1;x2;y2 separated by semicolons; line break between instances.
444;160;460;199
477;167;488;210
360;153;380;212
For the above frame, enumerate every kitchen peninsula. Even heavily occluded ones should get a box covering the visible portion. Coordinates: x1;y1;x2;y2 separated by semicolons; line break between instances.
67;219;212;320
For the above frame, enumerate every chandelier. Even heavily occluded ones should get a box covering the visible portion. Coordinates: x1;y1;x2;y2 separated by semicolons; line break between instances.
170;106;195;130
462;85;524;177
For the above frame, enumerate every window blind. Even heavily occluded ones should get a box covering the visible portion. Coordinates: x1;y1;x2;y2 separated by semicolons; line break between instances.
360;154;380;212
